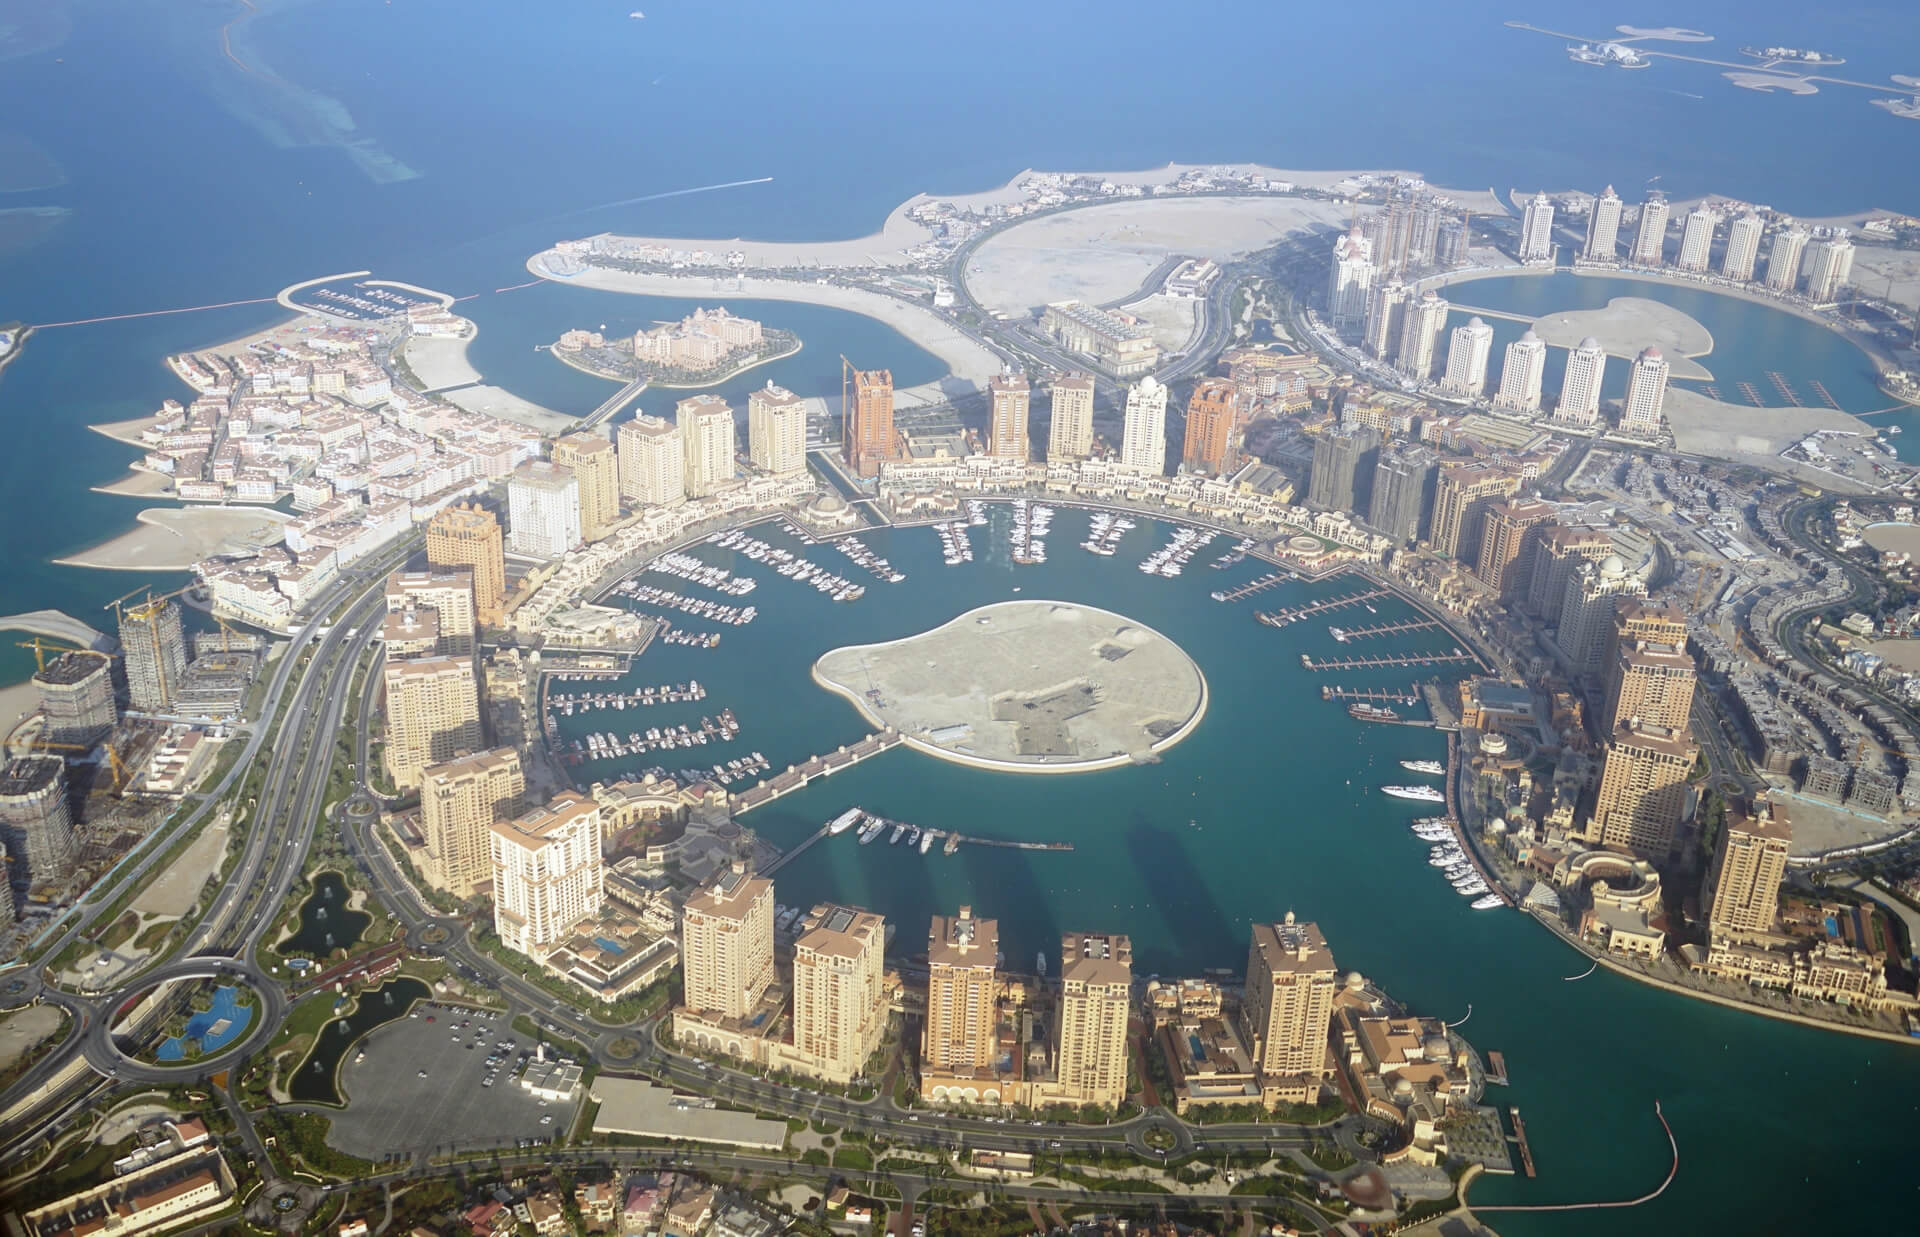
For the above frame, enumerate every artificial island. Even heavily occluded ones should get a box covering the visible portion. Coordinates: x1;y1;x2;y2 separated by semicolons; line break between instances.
4;159;1920;1237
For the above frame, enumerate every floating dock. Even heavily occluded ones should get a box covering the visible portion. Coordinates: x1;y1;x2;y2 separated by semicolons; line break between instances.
1767;370;1802;406
1210;570;1290;602
1321;685;1419;704
1330;618;1442;641
1809;379;1841;410
1737;380;1764;406
1255;589;1389;627
1301;650;1475;671
1487;1050;1509;1085
1510;1107;1537;1177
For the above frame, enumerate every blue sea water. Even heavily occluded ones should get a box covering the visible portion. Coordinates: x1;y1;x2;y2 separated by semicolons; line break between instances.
1;1;1918;1226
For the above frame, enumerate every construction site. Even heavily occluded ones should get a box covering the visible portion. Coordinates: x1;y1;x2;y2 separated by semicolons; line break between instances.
0;583;262;938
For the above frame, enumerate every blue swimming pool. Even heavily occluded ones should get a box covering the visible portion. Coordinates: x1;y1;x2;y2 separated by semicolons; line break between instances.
155;985;252;1061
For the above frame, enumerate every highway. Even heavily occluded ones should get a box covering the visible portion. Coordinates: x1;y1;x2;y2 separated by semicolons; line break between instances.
0;536;420;1154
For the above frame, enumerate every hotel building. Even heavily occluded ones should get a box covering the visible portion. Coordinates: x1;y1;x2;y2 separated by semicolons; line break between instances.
1243;914;1338;1104
419;747;523;896
426;502;506;626
552;432;620;542
381;655;482;790
618;414;686;507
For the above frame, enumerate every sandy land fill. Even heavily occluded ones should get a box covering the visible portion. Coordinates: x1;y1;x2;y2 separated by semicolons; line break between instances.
0;1006;65;1072
1664;387;1874;490
441;384;576;435
0;679;40;736
1522;297;1711;380
564;164;1488;273
131;812;231;918
528;265;1002;403
402;330;482;392
965;195;1352;315
90;412;167;447
57;506;291;572
94;469;176;498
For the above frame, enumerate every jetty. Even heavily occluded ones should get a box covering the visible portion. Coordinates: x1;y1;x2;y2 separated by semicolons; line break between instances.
1809;379;1841;410
1767;370;1803;406
757;808;1072;878
1254;588;1389;627
1301;649;1475;671
1210;571;1290;602
729;730;905;816
1329;618;1441;641
1510;1107;1537;1177
1486;1050;1509;1085
1478;1101;1678;1213
1321;685;1419;704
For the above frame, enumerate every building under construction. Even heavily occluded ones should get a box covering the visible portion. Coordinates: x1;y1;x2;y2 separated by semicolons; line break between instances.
118;596;189;714
0;754;75;892
31;650;117;747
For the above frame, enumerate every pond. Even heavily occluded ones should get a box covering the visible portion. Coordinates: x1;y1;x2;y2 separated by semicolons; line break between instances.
290;976;431;1105
279;870;371;960
153;983;254;1062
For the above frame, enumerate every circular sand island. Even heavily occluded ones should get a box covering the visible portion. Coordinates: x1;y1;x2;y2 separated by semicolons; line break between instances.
812;600;1207;773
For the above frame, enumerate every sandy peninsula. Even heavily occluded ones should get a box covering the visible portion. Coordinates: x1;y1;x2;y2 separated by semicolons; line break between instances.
527;265;1003;409
57;506;292;572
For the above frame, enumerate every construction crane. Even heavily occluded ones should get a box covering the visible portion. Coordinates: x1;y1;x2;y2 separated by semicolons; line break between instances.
15;637;89;675
105;584;195;709
26;738;131;794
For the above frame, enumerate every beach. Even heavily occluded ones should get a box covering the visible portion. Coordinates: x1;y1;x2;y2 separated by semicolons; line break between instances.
55;506;291;572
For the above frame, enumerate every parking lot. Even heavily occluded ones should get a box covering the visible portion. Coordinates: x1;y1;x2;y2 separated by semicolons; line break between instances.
324;1003;581;1158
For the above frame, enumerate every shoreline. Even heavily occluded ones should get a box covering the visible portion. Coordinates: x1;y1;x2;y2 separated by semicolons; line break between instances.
1434;263;1901;380
548;335;804;391
527;261;1001;407
54;506;291;573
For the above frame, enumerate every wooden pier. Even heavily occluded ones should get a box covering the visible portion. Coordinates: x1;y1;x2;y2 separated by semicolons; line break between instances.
1510;1107;1537;1177
729;730;905;816
1486;1050;1509;1086
1255;588;1389;627
1329;618;1442;641
1321;685;1420;704
1210;570;1290;602
1302;649;1475;671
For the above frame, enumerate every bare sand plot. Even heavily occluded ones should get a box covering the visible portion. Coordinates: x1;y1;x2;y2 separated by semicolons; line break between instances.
130;814;231;918
1522;297;1713;379
964;196;1350;316
813;600;1206;773
57;506;291;571
0;1006;65;1072
1665;387;1866;457
402;332;482;391
441;384;576;435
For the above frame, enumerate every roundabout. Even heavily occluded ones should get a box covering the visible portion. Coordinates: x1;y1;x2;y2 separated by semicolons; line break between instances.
84;956;282;1081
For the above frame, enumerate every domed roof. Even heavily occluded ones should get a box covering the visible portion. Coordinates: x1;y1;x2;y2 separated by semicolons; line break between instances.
1600;552;1628;576
1467;316;1486;328
1393;1077;1415;1097
1640;345;1663;360
1579;336;1602;350
1519;328;1540;343
1346;971;1367;990
1424;1034;1451;1058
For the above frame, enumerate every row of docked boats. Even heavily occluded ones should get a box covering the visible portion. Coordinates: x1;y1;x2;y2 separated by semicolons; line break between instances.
647;550;757;596
1409;818;1503;910
1209;538;1254;569
1139;526;1215;577
833;535;905;583
1081;511;1135;556
548;681;704;715
1009;499;1054;565
932;520;975;565
619;582;758;625
706;529;866;601
655;623;721;648
827;807;960;855
574;709;741;759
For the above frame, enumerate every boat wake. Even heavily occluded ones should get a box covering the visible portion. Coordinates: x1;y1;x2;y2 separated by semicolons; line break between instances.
1565;961;1599;981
